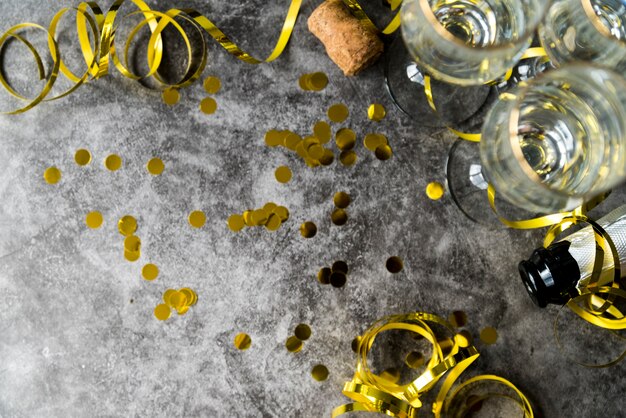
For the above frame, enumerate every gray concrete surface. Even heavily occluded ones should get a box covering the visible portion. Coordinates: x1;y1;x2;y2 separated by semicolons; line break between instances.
0;1;624;417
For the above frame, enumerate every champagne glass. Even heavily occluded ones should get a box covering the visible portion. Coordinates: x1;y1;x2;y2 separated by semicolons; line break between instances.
539;0;626;72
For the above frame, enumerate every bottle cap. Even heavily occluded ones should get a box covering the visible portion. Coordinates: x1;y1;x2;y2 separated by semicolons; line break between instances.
518;241;580;307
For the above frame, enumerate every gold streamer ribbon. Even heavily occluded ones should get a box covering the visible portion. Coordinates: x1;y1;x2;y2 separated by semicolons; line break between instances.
331;312;533;417
342;0;402;35
0;0;301;114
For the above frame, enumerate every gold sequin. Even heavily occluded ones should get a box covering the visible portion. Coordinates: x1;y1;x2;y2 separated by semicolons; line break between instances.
327;103;349;123
154;304;171;321
300;221;317;238
264;202;278;213
265;130;285;147
480;327;498;345
200;97;218;114
375;144;393;161
294;323;312;341
203;76;221;94
363;133;388;151
180;288;198;306
163;289;176;305
339;150;357;166
227;214;246;232
147;158;164;175
331;209;348;226
251;209;269;226
188;210;207;228
234;333;252;350
85;211;103;229
44;166;61;184
142;263;159;281
335;128;356;151
284;132;302;150
169;291;188;309
333;192;351;209
275;166;292;183
124;235;141;252
285;336;303;353
74;149;92;166
386;256;403;273
426;182;445;200
313;121;331;143
299;72;328;91
104;154;122;171
265;213;282;231
311;364;329;381
367;103;386;121
118;215;137;237
124;249;140;262
162;88;180;105
318;267;331;285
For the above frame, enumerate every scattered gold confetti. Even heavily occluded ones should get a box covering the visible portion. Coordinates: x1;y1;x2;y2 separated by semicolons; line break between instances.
363;133;388;151
154;304;171;321
313;121;331;143
386;256;403;273
380;368;400;384
141;263;159;281
333;192;351;209
294;324;312;341
162;88;179;105
188;210;207;228
227;214;246;232
275;166;292;183
265;214;282;231
405;351;425;369
335;128;356;151
331;208;348;226
118;215;138;237
375;144;393;161
180;288;198;306
229;204;289;232
163;289;176;304
351;336;361;353
311;364;329;381
274;206;289;221
368;103;386;121
339;150;357;166
449;311;468;328
455;330;473;348
124;249;140;262
104;154;122;171
328;103;349;123
85;211;103;229
200;97;218;114
318;267;331;285
426;182;445;200
203;76;221;94
161;287;198;317
74;149;92;166
43;166;61;184
480;327;498;345
146;157;164;175
286;336;304;353
300;221;317;238
234;333;252;350
299;72;328;91
332;260;348;274
265;130;287;147
330;271;347;288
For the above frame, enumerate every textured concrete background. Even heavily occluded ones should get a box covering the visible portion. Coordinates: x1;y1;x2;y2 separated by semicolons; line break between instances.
0;1;624;417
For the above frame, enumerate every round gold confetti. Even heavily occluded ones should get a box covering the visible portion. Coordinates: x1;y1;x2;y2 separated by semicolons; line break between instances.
328;103;349;123
176;305;190;316
85;211;103;229
311;364;329;382
313;121;331;143
227;214;245;232
335;128;356;151
386;256;404;273
308;144;325;160
124;235;141;252
284;132;302;150
380;368;400;384
449;311;468;328
188;210;206;228
300;221;317;238
363;133;388;151
455;330;473;348
118;215;137;237
333;191;351;209
405;351;425;369
203;76;221;94
200;97;218;115
426;182;445;200
317;267;331;285
163;289;176;305
124;249;140;262
330;271;347;288
146;157;164;175
141;263;159;281
264;202;278;213
243;210;254;226
74;149;92;166
265;130;285;147
339;150;357;166
169;291;188;309
331;260;348;274
368;103;386;121
154;304;171;321
294;323;312;341
234;333;252;350
274;206;290;222
180;288;197;306
265;213;282;231
309;72;328;90
375;144;393;161
285;336;303;353
43;166;61;184
351;336;361;353
331;208;348;226
162;88;179;105
319;149;335;166
298;74;310;90
104;154;122;171
275;166;292;183
480;327;498;345
251;209;269;226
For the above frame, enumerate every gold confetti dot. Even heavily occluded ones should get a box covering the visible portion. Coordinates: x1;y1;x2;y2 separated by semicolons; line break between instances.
146;157;164;175
333;192;351;209
319;149;335;166
227;214;245;232
154;304;171;321
327;103;349;123
265;213;282;231
480;327;498;345
311;364;329;381
163;289;176;305
176;305;190;316
405;351;425;369
169;291;188;309
294;324;312;341
455;330;473;348
162;88;179;105
251;209;269;226
124;235;141;252
104;154;122;171
318;267;331;285
274;206;290;222
85;211;103;229
285;336;303;353
332;260;348;274
426;182;445;200
339;150;357;166
363;133;388;151
335;128;356;151
275;166;292;183
188;210;206;228
308;144;325;160
124;249;140;262
300;221;317;238
449;311;468;328
375;144;393;161
200;97;218;114
351;336;361;353
313;121;331;143
309;72;329;90
265;130;285;147
141;263;159;281
330;271;347;288
234;333;252;350
74;149;92;166
180;288;198;306
118;215;137;237
44;166;61;184
331;208;348;226
284;132;302;150
386;256;403;273
203;76;221;94
380;368;400;384
368;103;386;121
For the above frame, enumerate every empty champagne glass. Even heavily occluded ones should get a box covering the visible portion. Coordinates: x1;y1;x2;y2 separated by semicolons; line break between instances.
539;0;626;72
481;64;626;214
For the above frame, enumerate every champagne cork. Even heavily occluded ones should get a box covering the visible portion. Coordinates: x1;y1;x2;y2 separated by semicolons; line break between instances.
308;0;384;76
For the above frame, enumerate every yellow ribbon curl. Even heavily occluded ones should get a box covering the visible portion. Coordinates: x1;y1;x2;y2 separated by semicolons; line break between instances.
331;312;533;417
0;0;302;114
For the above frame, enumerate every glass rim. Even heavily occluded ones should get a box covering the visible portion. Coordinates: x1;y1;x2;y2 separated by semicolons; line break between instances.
581;0;626;47
415;0;549;53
